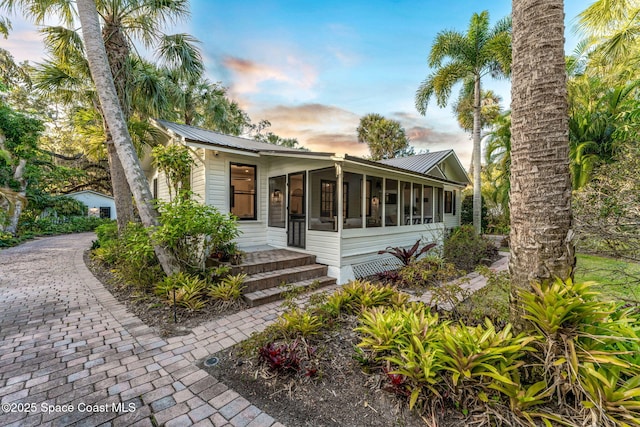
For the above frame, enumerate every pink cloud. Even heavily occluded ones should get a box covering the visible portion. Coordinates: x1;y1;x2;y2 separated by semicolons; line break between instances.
222;55;317;100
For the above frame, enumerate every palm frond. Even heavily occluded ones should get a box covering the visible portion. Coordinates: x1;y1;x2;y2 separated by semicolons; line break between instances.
428;30;467;68
41;25;85;63
0;15;11;38
156;33;203;80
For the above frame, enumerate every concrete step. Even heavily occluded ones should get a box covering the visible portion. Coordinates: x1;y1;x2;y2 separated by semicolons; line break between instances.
231;250;316;276
242;264;328;294
243;276;337;307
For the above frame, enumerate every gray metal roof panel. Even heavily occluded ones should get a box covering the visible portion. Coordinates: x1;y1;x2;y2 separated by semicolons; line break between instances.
155;119;302;153
377;150;453;175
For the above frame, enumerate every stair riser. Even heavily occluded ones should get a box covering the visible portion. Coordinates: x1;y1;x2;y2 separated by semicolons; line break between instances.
243;266;328;293
244;278;336;307
231;255;316;275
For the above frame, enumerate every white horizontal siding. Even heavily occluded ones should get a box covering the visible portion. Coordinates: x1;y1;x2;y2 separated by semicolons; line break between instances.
236;222;268;248
266;228;287;248
190;148;206;203
340;223;445;266
306;230;340;266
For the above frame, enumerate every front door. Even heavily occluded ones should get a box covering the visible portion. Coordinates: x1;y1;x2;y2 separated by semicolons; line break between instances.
287;172;306;248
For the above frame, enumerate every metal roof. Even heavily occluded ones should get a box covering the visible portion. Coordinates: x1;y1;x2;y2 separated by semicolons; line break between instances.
153;120;468;186
377;150;453;175
154;119;305;153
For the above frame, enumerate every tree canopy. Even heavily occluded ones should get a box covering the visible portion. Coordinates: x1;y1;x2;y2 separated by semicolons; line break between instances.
356;113;411;161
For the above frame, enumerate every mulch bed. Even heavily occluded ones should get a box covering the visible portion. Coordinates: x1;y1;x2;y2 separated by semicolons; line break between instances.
83;251;248;337
203;315;468;427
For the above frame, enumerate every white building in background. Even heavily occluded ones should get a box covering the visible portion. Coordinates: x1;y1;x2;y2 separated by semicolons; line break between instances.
67;190;117;220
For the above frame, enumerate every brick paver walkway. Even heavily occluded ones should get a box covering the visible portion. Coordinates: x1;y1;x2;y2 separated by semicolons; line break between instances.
0;234;283;427
0;233;509;427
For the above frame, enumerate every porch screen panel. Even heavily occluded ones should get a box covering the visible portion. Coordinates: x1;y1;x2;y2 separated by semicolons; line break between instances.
230;164;256;220
423;186;434;223
309;168;337;231
385;179;398;226
412;184;423;224
435;187;444;222
343;172;363;229
401;181;411;225
367;176;383;227
268;175;286;227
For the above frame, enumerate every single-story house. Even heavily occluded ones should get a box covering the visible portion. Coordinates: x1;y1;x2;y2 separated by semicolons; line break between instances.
144;119;470;284
67;190;117;220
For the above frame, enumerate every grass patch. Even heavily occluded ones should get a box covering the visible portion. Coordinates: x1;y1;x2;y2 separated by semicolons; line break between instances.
575;253;640;301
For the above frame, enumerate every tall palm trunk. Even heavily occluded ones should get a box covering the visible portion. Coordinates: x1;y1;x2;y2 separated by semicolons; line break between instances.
76;0;179;276
102;18;134;231
510;0;575;325
105;135;134;232
472;75;482;234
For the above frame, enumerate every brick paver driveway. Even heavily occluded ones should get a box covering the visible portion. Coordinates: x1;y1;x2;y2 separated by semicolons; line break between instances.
0;233;281;427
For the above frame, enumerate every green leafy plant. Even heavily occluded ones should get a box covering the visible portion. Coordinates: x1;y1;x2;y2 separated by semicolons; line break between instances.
153;196;239;272
95;223;163;290
208;273;246;309
444;225;498;272
397;256;461;289
152;144;194;200
155;272;207;311
328;280;409;315
275;308;323;338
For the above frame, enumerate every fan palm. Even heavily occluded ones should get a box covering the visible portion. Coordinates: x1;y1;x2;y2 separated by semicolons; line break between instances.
2;0;203;231
415;10;511;234
578;0;640;69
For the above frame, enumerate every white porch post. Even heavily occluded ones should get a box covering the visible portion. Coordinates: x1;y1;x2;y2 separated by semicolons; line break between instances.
336;162;343;232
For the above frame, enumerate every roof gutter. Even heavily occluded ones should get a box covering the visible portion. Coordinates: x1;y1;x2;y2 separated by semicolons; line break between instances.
183;139;261;157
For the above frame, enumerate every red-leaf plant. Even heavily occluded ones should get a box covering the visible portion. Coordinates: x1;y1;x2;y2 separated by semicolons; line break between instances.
258;339;317;376
378;240;437;266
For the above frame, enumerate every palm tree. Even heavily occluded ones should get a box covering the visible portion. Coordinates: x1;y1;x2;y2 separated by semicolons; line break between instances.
415;10;511;234
510;0;575;320
483;111;511;217
75;0;178;275
2;0;203;231
568;77;639;189
578;0;640;68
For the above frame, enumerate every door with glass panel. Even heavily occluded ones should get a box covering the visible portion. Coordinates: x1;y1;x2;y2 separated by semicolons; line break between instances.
287;172;306;248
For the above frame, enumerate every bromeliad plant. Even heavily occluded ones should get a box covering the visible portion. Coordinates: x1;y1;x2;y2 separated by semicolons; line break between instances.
155;272;207;311
208;273;246;309
378;239;437;266
327;280;409;315
520;278;640;426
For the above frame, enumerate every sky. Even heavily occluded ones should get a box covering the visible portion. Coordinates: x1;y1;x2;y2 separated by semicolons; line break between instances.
1;0;591;166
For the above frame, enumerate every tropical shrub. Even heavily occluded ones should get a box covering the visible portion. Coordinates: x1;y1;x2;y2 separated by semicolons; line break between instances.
275;308;324;339
397;256;460;289
378;240;437;266
325;280;409;315
208;273;246;309
155;272;207;311
93;222;163;290
520;278;640;426
443;225;498;272
151;144;194;200
460;194;488;230
153;195;239;272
